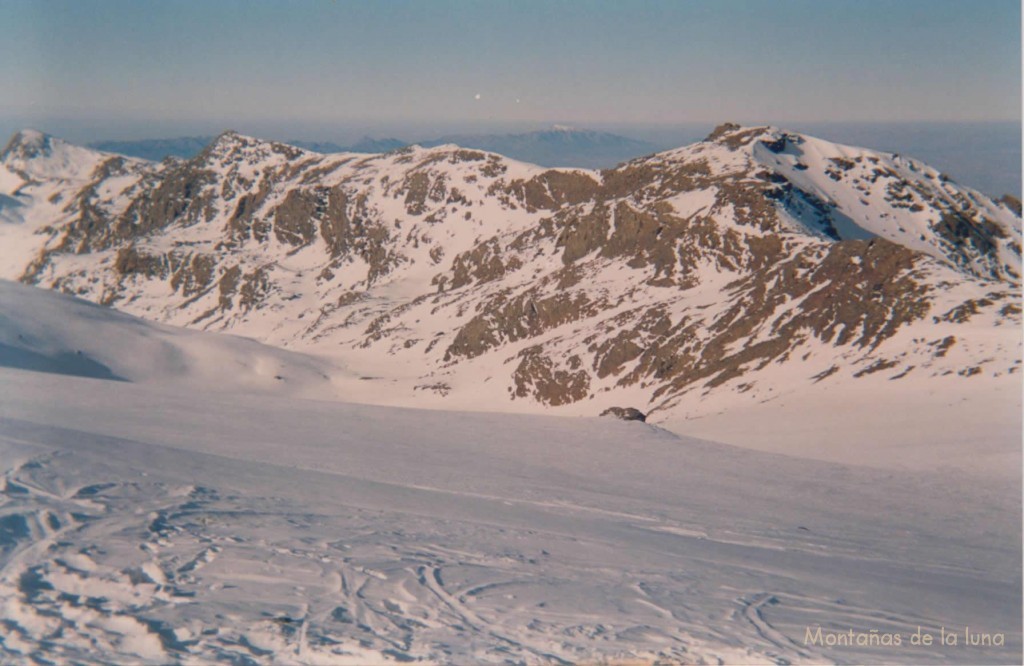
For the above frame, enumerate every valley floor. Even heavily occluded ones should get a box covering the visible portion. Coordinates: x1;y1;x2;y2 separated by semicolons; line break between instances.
0;367;1020;664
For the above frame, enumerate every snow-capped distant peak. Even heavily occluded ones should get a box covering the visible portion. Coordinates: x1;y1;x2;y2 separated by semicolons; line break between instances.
1;128;116;185
1;129;68;164
193;131;315;173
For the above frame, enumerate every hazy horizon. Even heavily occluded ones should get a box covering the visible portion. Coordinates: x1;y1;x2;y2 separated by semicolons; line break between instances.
2;1;1019;128
2;0;1019;196
6;0;1015;195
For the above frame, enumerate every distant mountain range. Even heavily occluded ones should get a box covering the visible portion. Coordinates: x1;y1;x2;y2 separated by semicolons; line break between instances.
89;127;660;169
416;126;659;168
286;137;408;154
88;136;214;162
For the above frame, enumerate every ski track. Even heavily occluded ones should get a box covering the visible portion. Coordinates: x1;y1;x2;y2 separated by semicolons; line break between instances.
0;371;1020;664
0;435;763;665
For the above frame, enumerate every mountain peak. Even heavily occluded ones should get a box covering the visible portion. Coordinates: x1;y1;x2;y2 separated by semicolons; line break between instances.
1;129;113;183
2;129;59;162
701;123;782;147
207;130;247;150
705;122;744;142
197;131;309;166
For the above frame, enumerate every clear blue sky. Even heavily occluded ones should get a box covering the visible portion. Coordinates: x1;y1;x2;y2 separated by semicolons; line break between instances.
0;0;1019;139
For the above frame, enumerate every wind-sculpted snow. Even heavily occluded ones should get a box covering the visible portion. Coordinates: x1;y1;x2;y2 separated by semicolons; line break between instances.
0;280;342;396
1;367;1020;664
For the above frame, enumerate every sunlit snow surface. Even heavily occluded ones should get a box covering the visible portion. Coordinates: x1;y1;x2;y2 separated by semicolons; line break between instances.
0;286;1020;664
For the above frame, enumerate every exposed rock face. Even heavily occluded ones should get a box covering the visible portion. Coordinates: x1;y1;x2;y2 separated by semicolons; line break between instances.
1;125;1019;421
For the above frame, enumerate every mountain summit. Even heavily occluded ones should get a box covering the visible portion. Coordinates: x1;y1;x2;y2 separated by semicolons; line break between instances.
2;128;52;160
0;124;1019;424
3;129;128;184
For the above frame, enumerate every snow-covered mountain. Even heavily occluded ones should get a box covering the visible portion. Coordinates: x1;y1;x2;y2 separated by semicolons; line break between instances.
0;124;1019;431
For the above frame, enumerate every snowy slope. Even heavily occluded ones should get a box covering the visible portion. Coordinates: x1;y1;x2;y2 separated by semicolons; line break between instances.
1;364;1020;664
0;280;344;397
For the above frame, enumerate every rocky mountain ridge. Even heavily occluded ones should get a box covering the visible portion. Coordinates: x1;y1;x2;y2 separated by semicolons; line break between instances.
1;124;1019;422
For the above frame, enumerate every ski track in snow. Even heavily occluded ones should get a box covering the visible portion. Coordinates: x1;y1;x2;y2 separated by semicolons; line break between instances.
0;368;1020;664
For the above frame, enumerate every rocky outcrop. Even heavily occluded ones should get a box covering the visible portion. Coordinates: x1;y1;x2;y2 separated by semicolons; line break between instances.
513;348;591;406
600;407;647;422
